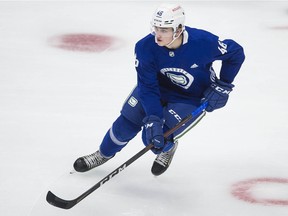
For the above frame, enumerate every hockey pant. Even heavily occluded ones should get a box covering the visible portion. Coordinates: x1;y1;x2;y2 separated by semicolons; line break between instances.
100;87;205;157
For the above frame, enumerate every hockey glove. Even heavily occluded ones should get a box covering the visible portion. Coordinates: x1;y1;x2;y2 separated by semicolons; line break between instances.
143;115;164;153
203;80;234;112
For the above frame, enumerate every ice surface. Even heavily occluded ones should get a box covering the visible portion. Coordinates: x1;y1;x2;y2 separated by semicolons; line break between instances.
1;1;288;216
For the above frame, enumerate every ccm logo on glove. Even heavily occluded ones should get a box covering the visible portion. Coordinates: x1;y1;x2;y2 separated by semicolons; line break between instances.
211;83;232;94
203;80;234;112
143;115;165;154
145;123;154;129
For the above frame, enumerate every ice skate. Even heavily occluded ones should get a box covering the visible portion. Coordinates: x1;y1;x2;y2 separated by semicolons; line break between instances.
151;141;178;176
73;150;112;172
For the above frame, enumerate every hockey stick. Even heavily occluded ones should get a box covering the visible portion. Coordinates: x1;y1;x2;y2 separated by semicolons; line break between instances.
46;101;208;209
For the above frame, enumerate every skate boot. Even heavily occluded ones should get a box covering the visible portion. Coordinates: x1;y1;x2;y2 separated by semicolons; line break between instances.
151;141;178;176
73;150;113;172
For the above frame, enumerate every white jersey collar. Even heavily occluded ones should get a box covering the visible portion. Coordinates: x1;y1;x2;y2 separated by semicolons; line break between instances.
182;30;189;45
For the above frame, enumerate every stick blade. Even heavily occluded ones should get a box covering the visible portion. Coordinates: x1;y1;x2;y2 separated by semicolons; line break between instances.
46;191;77;209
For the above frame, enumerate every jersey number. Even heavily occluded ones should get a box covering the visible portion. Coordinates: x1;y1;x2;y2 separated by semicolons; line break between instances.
218;40;228;55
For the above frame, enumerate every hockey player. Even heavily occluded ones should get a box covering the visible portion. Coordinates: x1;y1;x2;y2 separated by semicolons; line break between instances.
73;4;245;176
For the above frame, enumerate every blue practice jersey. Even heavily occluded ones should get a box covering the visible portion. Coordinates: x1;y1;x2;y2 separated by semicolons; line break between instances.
135;26;245;119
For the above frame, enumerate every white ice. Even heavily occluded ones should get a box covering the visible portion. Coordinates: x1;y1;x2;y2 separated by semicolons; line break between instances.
1;1;288;216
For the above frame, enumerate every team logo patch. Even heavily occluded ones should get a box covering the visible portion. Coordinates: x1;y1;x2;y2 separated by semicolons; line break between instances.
128;96;138;107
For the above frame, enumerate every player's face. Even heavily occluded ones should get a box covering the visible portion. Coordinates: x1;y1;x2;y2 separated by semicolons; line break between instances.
153;26;174;46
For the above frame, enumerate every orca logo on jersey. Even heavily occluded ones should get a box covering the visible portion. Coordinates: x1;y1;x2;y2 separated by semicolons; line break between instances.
160;68;194;89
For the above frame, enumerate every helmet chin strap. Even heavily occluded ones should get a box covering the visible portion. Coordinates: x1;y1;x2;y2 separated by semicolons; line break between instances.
165;28;184;48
